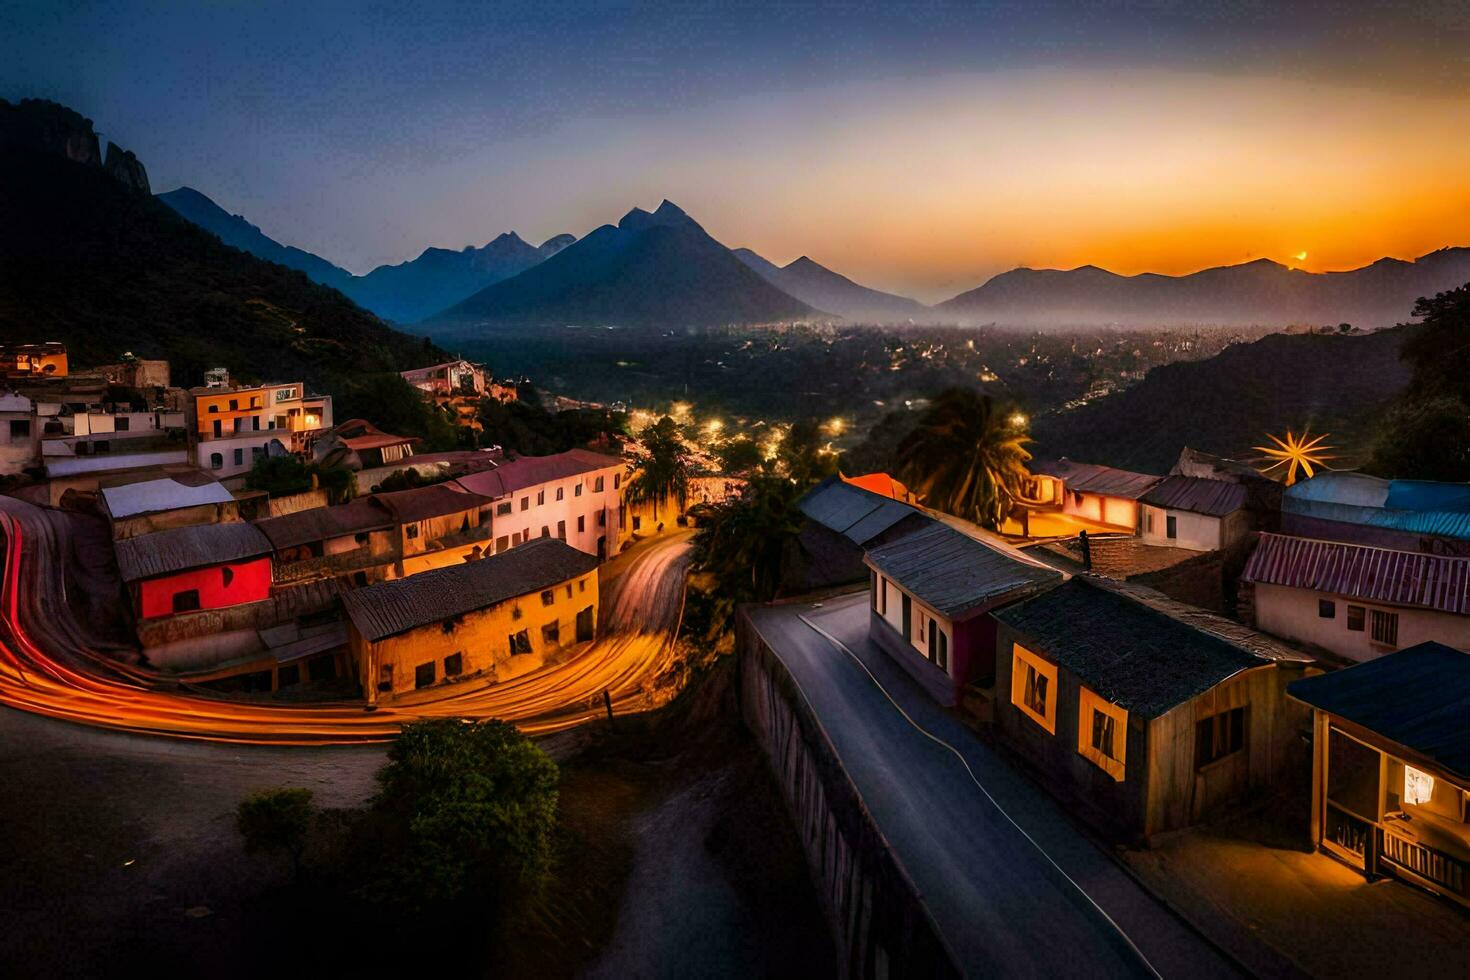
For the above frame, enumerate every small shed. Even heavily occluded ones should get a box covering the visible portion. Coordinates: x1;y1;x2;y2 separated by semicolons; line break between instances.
114;522;273;621
1139;475;1251;552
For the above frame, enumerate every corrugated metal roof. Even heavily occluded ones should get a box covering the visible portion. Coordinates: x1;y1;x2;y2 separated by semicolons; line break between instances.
1031;459;1162;500
373;483;495;523
865;519;1061;620
1284;473;1470;542
254;497;394;550
114;522;272;582
453;449;624;499
1242;533;1470;615
799;476;921;545
101;477;235;518
995;577;1269;718
342;537;599;642
1288;642;1470;780
1141;476;1249;517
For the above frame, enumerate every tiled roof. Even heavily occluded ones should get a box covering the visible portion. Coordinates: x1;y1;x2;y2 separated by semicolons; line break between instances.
373;483;495;523
1141;476;1249;517
995;576;1269;718
865;518;1061;620
101;476;235;518
114;522;271;582
800;475;923;546
254;497;394;550
1031;459;1161;500
453;449;624;498
1289;642;1470;780
343;537;599;641
1242;533;1470;615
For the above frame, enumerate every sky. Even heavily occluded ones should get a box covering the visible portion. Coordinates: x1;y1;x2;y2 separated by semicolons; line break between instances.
4;1;1469;302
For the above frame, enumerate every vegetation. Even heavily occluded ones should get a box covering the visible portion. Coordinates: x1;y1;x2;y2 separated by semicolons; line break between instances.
715;436;764;475
896;387;1032;529
627;416;691;523
336;372;459;451
1366;285;1470;481
237;787;315;881
478;398;626;457
244;454;355;500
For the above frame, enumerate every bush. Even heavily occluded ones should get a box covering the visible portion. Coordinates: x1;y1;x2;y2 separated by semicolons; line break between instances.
237;787;315;880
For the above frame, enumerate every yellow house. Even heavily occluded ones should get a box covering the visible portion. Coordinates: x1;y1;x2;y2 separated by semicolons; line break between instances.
342;536;600;704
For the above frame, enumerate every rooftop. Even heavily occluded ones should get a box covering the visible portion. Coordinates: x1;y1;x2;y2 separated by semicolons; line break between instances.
865;518;1061;620
342;537;599;642
994;576;1270;718
1283;471;1470;542
1242;532;1470;616
372;483;495;523
1288;642;1470;780
800;475;923;546
452;448;624;498
254;497;394;550
1031;458;1162;500
100;474;235;519
114;522;271;582
331;418;420;452
1141;475;1249;517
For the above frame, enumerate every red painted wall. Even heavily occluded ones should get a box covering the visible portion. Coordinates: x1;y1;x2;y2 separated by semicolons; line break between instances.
137;557;272;619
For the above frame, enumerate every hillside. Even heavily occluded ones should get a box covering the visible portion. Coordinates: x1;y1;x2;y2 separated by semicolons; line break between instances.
0;99;444;408
938;252;1470;329
431;200;819;330
734;249;925;323
1030;327;1414;472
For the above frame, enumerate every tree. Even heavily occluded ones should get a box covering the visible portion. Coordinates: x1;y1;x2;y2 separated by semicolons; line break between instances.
716;436;764;475
335;372;459;452
777;418;839;486
627;416;691;523
244;454;356;501
690;475;805;633
365;719;559;913
895;387;1032;529
237;787;315;881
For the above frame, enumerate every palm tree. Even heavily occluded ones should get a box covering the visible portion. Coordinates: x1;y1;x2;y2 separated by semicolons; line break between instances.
627;416;691;524
895;388;1032;529
692;475;804;606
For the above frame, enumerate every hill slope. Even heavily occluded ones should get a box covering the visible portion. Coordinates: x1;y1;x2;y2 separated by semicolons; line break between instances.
431;200;819;330
0;99;442;404
734;249;925;322
1030;328;1413;472
938;253;1470;329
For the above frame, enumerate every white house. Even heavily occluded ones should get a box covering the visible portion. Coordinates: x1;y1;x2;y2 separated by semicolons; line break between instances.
453;448;627;562
1139;476;1252;552
0;392;37;475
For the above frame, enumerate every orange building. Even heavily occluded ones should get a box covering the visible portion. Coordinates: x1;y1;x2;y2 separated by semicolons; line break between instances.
190;377;332;480
0;342;68;379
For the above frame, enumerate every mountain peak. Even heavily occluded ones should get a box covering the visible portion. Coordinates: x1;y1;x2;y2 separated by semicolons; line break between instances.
619;199;697;232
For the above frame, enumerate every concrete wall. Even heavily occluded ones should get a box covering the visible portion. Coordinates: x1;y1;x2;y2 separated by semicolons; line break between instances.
1141;506;1252;553
1063;491;1138;530
487;465;623;561
1251;582;1470;662
738;610;962;979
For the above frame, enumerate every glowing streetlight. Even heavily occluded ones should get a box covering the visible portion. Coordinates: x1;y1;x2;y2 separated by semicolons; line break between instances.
823;416;846;437
1009;412;1028;429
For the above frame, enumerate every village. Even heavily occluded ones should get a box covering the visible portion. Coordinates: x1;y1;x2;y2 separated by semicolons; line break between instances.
0;339;1465;974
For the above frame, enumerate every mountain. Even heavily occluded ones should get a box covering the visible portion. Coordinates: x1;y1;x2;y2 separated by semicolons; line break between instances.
431;200;820;330
158;185;356;292
937;252;1470;329
1030;327;1414;472
0;99;443;411
733;249;925;322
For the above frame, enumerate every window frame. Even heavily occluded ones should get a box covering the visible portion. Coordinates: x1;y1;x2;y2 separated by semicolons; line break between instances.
1077;685;1128;780
1010;643;1058;734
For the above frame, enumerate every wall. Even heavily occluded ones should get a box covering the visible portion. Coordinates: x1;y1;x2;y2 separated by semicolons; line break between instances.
111;500;240;540
1251;582;1470;662
1062;491;1137;530
1141;507;1253;553
487;465;623;561
354;568;598;701
737;611;962;979
135;556;273;619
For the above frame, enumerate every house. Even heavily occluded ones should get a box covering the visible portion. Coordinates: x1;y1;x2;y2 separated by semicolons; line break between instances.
100;472;240;539
372;483;497;576
114;522;273;622
400;359;486;399
254;496;398;587
993;576;1311;840
795;475;929;589
0;392;37;475
189;377;332;481
312;418;420;469
343;536;600;703
842;471;916;503
1139;476;1252;552
1288;642;1470;907
1029;458;1161;532
0;342;68;379
1280;471;1470;556
453;448;626;562
864;518;1062;705
1241;533;1470;662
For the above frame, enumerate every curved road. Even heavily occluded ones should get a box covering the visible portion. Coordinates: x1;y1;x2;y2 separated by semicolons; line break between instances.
0;494;692;743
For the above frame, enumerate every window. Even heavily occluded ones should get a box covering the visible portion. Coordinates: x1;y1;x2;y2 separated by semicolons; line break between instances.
578;515;586;533
1347;605;1365;631
520;497;530;511
221;566;234;587
1370;609;1399;646
574;483;582;497
93;440;110;454
1078;686;1127;780
209;452;223;470
378;664;394;693
901;593;912;638
275;387;297;402
556;487;564;501
1145;511;1154;534
579;578;587;593
936;630;948;672
208;404;219;413
444;652;463;677
496;501;512;516
597;510;605;527
277;664;300;688
614;473;621;490
537;490;545;505
415;662;435;689
7;419;29;440
565;584;573;598
1165;515;1177;539
557;520;566;539
1318;599;1336;619
1010;644;1057;734
252;416;261;431
541;589;555;606
228;398;238;411
275;414;287;429
172;589;201;613
405;523;419;539
495;535;510;553
234;448;244;467
509;629;532;655
212;420;223;438
1195;707;1246;768
542;621;560;647
114;416;130;432
594;476;605;492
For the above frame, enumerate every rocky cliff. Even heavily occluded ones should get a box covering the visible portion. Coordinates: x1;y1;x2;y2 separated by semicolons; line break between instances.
1;98;149;194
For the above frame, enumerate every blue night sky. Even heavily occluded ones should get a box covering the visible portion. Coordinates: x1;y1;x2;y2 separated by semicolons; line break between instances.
4;2;1468;299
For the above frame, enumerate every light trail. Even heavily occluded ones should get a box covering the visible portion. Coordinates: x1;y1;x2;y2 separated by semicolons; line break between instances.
0;499;691;745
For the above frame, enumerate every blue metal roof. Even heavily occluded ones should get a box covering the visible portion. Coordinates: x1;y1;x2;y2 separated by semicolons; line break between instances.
1283;472;1470;542
799;476;921;546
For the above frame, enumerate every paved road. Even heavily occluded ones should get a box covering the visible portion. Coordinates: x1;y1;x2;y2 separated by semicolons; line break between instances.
747;593;1242;980
0;493;692;742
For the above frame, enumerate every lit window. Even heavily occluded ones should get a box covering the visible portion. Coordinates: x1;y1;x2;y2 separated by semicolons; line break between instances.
1010;644;1057;734
1078;686;1127;780
1403;766;1435;806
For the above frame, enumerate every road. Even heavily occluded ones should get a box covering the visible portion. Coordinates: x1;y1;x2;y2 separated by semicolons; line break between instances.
0;493;692;743
746;593;1242;980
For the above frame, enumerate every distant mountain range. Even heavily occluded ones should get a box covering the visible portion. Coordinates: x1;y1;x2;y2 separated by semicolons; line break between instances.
158;186;577;324
937;251;1470;329
430;200;818;331
733;249;924;323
